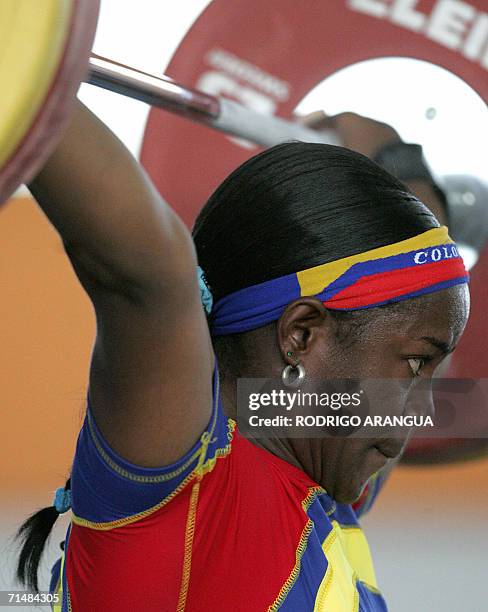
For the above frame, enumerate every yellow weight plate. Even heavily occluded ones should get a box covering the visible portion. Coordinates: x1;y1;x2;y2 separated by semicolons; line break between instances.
0;0;73;171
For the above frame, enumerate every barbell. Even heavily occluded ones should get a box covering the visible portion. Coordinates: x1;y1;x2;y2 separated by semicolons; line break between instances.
0;0;339;205
3;0;487;210
1;0;487;463
87;55;340;149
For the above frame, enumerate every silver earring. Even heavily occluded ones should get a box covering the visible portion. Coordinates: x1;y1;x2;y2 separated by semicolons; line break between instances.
281;363;306;388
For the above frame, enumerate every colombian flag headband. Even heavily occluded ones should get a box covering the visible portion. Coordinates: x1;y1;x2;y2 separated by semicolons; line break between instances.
209;227;469;336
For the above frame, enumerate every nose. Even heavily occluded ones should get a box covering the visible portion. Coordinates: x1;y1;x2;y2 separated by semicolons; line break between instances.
404;378;435;419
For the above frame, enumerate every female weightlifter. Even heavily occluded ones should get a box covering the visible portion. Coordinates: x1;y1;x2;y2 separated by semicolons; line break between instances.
16;100;469;611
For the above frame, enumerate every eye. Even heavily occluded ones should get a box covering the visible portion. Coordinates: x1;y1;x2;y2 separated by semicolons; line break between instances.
408;358;425;377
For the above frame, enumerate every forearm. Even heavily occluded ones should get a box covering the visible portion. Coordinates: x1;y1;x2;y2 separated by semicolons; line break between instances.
29;99;194;295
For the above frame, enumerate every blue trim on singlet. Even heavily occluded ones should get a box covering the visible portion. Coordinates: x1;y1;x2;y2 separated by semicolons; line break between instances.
278;495;333;610
357;581;388;612
279;530;329;610
330;501;363;527
71;367;230;523
61;524;71;612
49;557;61;598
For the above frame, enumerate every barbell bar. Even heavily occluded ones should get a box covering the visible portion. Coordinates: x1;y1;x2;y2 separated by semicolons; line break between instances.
87;55;341;149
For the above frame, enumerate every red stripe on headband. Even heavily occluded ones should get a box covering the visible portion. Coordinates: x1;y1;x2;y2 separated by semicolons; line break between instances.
323;259;468;310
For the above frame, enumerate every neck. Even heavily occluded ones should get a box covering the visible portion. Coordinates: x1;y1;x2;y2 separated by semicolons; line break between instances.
220;372;309;475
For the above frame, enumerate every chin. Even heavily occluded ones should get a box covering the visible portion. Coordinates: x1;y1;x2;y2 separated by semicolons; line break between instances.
326;476;367;505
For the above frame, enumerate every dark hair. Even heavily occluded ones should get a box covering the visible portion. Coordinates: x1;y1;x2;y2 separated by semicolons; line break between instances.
16;478;70;592
193;142;438;303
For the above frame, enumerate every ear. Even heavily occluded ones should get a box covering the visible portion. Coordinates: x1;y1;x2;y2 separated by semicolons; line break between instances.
276;298;337;364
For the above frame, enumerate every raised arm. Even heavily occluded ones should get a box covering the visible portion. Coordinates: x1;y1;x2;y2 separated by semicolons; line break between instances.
29;100;214;467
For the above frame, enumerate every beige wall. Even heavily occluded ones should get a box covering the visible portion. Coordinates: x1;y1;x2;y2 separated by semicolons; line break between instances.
0;196;94;495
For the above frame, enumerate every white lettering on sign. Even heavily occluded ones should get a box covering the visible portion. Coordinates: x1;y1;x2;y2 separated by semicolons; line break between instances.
197;72;276;115
349;0;389;17
200;48;290;150
427;0;476;50
391;0;426;33
348;0;488;70
463;13;488;59
206;48;290;102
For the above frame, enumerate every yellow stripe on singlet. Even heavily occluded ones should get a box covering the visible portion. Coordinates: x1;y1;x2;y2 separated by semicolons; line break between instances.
52;551;65;612
333;522;378;590
314;524;359;612
314;519;381;610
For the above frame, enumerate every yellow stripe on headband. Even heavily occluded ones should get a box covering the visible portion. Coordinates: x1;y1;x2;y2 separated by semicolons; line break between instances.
297;227;453;297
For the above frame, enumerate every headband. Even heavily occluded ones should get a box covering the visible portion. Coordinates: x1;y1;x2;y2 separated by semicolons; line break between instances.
205;227;469;336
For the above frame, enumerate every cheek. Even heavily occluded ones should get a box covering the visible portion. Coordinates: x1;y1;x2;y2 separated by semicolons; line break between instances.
351;346;411;380
322;354;401;380
304;344;364;378
309;336;402;379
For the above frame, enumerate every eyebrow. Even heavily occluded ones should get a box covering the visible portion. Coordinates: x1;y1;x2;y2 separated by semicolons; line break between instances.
420;336;454;355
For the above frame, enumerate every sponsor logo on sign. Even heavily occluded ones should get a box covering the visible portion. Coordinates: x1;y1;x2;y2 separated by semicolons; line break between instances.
197;48;291;149
205;48;291;102
348;0;488;69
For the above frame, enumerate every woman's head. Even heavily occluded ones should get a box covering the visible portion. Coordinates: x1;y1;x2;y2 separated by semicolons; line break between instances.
193;142;470;502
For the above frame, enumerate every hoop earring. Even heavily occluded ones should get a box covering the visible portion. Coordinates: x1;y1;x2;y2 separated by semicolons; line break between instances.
281;363;306;388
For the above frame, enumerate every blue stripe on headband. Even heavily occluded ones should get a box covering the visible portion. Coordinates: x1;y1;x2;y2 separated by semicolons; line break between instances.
210;273;300;335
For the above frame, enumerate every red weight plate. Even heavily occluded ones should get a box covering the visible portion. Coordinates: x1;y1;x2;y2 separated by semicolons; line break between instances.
141;0;488;228
0;0;100;204
141;0;488;464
